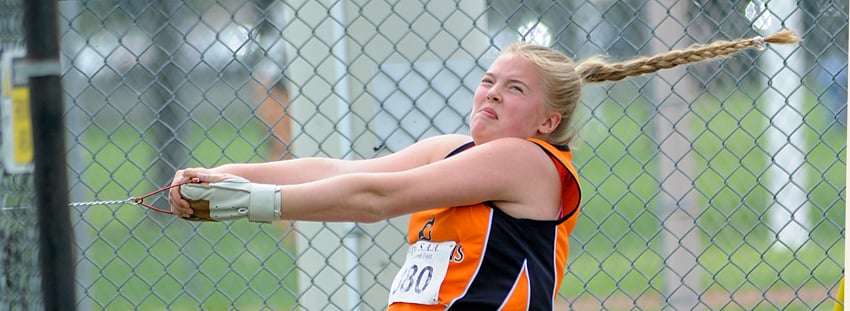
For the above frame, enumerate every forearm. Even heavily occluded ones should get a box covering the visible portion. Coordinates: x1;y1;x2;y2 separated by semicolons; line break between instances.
179;174;386;223
209;157;346;185
279;173;403;223
175;158;391;222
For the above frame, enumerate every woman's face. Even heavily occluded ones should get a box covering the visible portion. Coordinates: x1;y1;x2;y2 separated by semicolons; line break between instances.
470;53;554;144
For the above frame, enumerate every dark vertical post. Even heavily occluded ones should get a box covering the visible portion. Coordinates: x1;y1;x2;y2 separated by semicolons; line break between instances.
22;0;76;310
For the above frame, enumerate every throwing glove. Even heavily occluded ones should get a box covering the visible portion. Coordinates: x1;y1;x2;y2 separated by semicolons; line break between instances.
180;177;281;223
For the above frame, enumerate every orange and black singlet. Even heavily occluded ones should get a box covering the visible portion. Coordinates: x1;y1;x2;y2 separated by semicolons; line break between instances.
387;138;582;310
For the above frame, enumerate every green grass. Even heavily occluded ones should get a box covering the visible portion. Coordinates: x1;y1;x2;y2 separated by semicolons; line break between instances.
563;242;843;308
75;118;299;309
563;86;844;308
74;86;844;308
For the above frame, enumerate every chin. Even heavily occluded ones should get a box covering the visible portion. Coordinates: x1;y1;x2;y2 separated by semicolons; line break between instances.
469;130;485;142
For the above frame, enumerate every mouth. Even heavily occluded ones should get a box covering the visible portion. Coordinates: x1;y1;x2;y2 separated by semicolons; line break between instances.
479;107;498;120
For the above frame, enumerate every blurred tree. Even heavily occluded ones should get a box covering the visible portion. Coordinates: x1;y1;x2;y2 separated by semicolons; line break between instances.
251;0;293;161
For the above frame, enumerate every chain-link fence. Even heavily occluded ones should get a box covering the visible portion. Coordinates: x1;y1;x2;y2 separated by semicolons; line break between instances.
1;0;846;310
0;0;39;310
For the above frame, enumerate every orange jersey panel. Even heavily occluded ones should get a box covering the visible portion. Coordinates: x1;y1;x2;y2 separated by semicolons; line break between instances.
389;139;582;310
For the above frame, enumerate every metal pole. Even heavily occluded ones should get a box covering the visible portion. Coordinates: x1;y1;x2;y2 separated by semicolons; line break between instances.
646;1;703;310
761;0;808;251
22;0;76;310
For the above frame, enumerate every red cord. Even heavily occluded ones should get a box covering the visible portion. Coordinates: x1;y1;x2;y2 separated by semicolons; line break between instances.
133;179;199;215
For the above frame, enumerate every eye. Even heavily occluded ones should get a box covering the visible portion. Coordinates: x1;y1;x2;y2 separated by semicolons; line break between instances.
509;85;525;93
481;77;494;85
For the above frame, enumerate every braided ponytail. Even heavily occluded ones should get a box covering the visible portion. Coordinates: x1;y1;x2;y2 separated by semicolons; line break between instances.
501;29;800;146
576;29;801;83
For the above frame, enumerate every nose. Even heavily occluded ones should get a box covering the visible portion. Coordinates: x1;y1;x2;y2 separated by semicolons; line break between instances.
486;87;501;103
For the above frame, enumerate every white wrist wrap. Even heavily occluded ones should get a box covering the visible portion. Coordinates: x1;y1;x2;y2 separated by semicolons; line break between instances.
248;183;281;223
180;177;281;223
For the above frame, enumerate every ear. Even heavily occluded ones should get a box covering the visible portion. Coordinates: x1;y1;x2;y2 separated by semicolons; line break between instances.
538;112;562;135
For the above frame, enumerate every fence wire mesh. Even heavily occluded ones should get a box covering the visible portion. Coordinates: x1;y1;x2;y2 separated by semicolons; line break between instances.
0;0;846;310
0;0;39;310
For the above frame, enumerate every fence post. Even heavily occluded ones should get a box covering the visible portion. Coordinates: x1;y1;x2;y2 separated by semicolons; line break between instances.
23;0;76;310
284;1;368;309
760;0;809;251
646;1;703;310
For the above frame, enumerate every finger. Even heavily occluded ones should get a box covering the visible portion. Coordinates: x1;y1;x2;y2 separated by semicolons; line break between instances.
168;196;177;215
168;194;192;217
169;185;191;213
172;199;191;215
168;172;185;214
174;194;194;215
179;168;207;182
186;171;234;183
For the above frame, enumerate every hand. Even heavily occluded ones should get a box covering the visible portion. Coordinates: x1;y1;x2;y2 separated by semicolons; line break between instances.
168;168;238;220
179;176;282;223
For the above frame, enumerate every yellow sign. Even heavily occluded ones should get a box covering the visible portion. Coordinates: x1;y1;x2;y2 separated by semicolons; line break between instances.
1;49;33;173
11;86;32;164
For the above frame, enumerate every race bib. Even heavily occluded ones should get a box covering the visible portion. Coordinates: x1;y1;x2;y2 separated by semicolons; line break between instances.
388;240;456;305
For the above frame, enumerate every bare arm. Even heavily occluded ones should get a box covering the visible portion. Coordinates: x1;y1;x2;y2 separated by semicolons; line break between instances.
169;134;472;216
204;134;472;183
276;137;563;222
208;158;357;185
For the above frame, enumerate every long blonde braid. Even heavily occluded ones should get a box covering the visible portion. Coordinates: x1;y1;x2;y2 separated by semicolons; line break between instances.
502;29;800;146
577;29;801;83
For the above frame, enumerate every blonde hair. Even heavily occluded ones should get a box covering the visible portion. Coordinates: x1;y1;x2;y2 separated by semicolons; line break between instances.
503;29;801;146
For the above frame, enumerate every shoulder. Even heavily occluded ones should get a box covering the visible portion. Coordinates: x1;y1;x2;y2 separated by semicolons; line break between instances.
355;134;473;173
438;137;564;220
447;137;555;177
408;134;475;162
419;134;474;148
474;137;548;158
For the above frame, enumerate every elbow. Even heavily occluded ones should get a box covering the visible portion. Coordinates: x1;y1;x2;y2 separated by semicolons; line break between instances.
342;174;409;223
350;192;400;223
357;211;387;223
355;199;395;223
